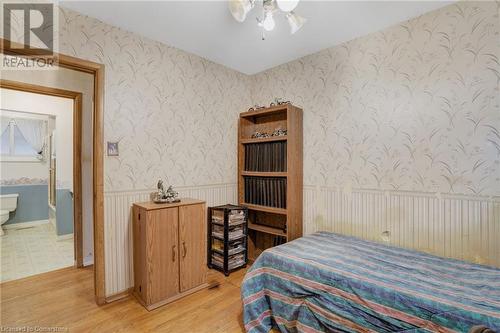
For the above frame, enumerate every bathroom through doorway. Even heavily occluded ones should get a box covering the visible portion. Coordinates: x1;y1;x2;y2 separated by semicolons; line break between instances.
0;81;84;282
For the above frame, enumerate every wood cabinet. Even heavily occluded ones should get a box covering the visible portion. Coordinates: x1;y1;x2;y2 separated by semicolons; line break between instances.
133;198;208;311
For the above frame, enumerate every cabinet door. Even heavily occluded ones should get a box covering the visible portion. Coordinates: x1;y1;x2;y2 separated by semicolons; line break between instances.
179;204;207;292
147;207;179;305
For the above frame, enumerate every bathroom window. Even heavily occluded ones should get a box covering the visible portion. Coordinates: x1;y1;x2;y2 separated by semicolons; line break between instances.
0;117;47;162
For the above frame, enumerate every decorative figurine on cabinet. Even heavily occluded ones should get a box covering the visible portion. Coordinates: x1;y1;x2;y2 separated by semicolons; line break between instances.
152;179;180;203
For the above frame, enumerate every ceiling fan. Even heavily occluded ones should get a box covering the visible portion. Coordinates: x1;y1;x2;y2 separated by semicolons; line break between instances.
228;0;306;39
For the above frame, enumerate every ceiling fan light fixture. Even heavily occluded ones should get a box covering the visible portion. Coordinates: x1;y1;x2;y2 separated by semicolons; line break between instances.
286;11;306;34
276;0;299;13
228;0;254;22
261;12;276;31
228;0;306;38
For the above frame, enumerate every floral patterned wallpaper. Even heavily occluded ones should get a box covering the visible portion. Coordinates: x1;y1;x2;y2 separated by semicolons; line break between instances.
57;7;252;191
6;2;499;197
251;1;500;196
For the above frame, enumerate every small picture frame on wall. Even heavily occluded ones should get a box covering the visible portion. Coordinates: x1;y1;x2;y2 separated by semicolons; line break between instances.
107;142;119;156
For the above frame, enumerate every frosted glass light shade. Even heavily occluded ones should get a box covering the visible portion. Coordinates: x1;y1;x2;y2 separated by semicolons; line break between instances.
286;11;306;34
277;0;299;12
262;12;275;31
228;0;254;22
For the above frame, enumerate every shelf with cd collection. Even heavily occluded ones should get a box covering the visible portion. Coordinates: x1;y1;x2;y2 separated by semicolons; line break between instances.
238;103;303;261
207;204;248;276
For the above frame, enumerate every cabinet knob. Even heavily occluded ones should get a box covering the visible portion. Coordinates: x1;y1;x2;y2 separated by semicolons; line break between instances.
172;245;176;262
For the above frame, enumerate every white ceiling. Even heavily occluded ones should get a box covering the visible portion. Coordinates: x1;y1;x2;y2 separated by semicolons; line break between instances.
60;1;452;75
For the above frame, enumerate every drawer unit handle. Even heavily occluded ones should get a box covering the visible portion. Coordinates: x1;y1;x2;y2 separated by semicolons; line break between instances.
172;245;176;262
182;241;187;258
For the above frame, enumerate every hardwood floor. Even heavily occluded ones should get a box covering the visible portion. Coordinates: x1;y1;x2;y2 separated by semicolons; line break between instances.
1;266;248;332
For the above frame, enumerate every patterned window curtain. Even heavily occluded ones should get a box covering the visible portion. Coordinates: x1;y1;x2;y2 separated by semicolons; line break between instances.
0;116;10;135
14;118;47;156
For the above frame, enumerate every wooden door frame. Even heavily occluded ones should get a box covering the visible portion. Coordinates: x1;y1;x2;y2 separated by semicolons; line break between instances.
1;38;106;305
0;79;83;267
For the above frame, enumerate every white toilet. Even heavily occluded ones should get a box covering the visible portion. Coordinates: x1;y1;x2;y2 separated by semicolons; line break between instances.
0;194;19;236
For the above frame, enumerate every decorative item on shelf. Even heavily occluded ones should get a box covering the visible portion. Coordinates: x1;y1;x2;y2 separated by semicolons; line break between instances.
272;127;287;137
248;104;266;112
251;131;270;139
228;0;306;40
269;97;291;107
152;179;180;203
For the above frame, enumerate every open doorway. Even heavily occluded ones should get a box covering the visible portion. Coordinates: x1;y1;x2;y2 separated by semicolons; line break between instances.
1;39;106;304
0;85;82;281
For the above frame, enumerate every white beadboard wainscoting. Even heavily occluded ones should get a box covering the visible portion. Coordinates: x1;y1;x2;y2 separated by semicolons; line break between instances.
103;183;237;296
304;185;500;268
104;183;499;297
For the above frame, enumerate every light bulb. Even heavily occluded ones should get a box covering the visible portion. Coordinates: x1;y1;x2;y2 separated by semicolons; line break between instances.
286;11;306;34
262;12;275;31
277;0;299;12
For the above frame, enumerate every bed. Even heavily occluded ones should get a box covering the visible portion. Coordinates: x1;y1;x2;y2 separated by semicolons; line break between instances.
241;232;500;333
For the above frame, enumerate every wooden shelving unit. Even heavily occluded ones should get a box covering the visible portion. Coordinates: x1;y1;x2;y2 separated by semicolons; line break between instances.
238;104;303;261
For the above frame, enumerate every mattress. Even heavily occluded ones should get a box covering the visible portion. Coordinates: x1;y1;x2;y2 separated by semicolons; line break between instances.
242;232;500;333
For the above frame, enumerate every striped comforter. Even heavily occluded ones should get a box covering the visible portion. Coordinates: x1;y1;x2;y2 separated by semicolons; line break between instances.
241;232;500;333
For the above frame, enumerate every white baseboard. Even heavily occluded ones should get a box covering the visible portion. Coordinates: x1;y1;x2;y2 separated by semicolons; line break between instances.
3;219;49;230
57;233;74;241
